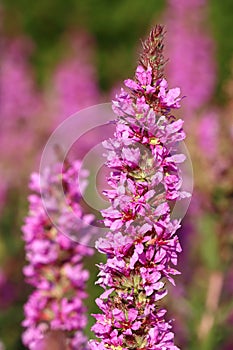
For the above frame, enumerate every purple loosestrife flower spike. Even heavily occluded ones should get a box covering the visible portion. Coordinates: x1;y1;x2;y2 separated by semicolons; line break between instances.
90;25;190;350
22;160;94;350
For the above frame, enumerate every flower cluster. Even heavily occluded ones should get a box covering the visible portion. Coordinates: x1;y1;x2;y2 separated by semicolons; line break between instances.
49;34;99;126
0;33;100;209
165;0;216;113
0;37;42;205
22;160;94;349
90;26;189;349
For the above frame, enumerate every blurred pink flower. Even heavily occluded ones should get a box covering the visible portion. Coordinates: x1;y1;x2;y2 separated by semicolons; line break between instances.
165;0;216;114
197;110;219;160
22;161;94;349
48;34;100;126
0;268;16;309
0;37;43;190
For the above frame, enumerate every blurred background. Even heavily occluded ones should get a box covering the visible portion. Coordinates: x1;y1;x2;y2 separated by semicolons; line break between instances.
0;0;233;349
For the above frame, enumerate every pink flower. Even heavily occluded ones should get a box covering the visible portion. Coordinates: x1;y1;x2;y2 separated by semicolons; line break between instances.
22;161;94;349
158;78;181;108
165;0;216;113
90;26;188;350
48;35;99;125
125;65;156;94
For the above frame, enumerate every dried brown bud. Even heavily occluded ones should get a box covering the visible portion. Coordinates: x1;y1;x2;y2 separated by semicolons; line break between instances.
139;25;167;83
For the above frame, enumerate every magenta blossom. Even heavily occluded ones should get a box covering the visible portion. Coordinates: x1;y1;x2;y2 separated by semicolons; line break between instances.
90;26;189;350
22;160;94;349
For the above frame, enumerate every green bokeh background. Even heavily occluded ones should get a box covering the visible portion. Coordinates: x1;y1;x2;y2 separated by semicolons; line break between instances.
3;0;233;97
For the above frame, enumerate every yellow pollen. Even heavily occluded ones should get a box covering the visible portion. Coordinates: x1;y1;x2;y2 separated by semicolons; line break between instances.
150;137;159;145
